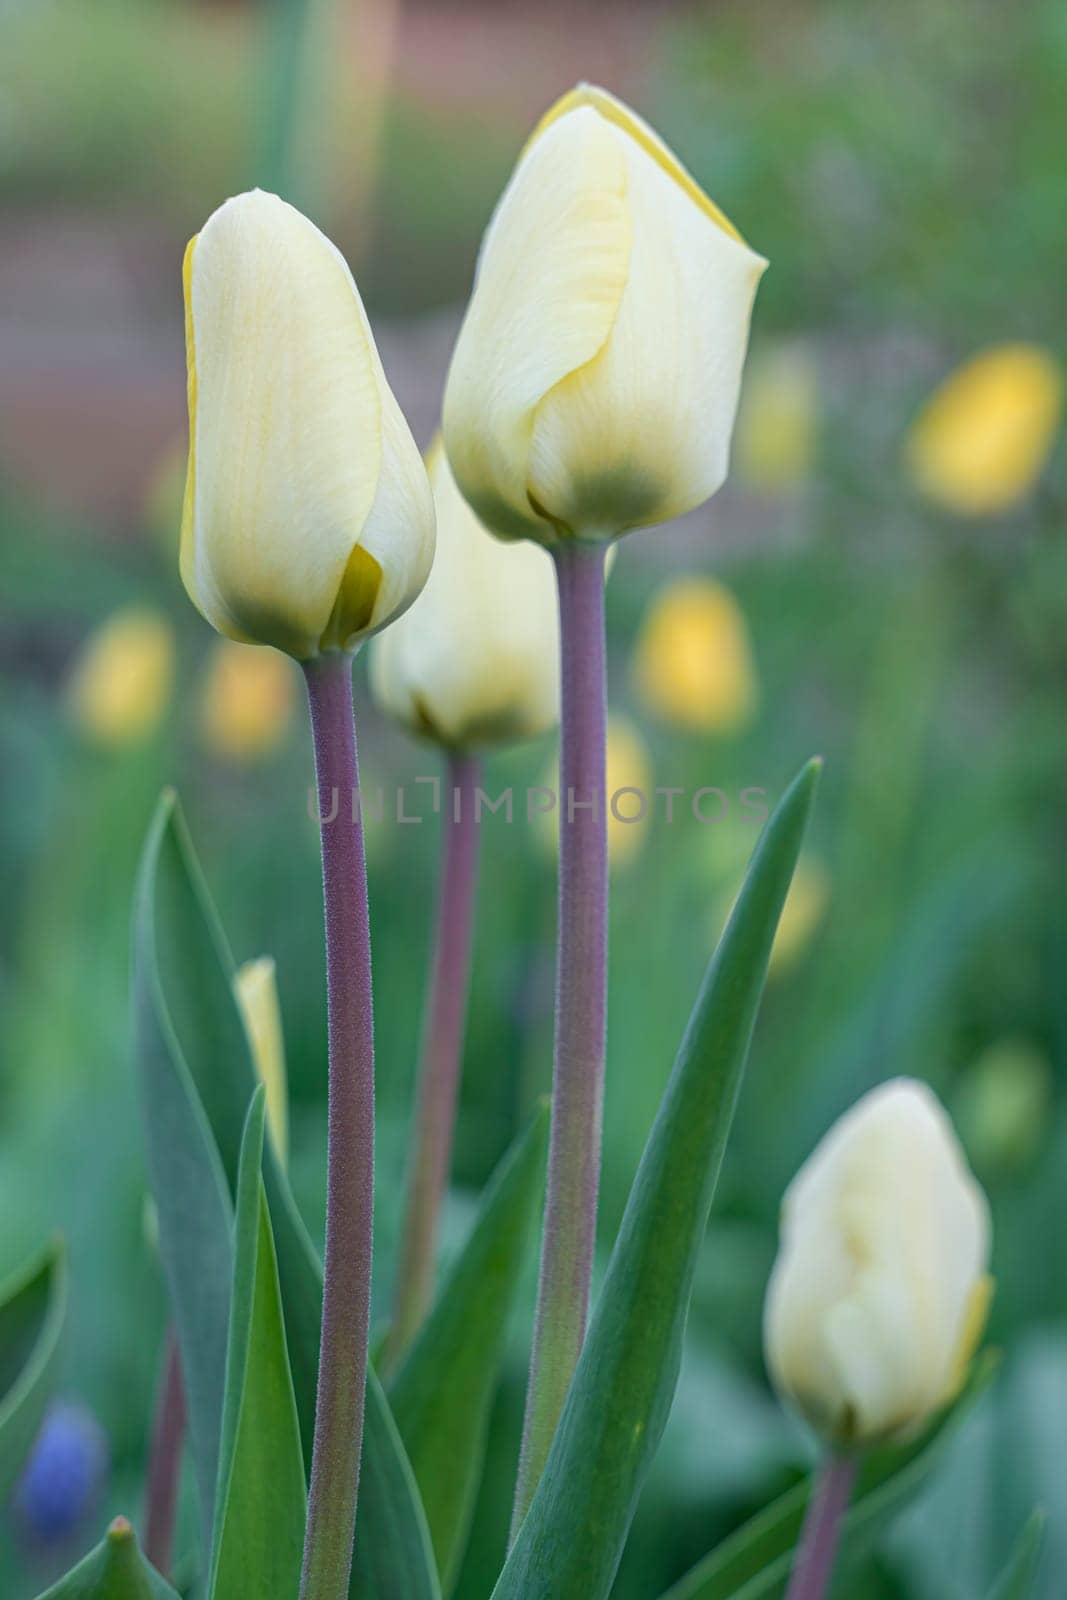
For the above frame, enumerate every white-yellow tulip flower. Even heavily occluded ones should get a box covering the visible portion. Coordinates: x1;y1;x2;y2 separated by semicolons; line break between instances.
443;84;767;546
234;956;289;1167
181;190;434;659
764;1079;992;1448
370;442;559;749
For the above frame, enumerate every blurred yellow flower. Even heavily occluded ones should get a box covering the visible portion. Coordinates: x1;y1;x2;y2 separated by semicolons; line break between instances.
734;345;819;490
770;855;829;976
67;606;174;749
906;343;1064;516
633;576;758;735
536;714;653;869
199;640;296;762
234;956;289;1167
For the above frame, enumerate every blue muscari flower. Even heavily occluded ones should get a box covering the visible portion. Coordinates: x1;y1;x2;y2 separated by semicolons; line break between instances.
11;1402;108;1547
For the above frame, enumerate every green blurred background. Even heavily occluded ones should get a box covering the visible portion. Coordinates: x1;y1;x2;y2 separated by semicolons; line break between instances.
2;0;1066;1594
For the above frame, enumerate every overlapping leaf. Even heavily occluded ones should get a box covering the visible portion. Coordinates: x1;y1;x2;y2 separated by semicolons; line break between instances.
986;1511;1046;1600
0;1239;67;1502
390;1102;549;1592
35;1515;180;1599
207;1090;305;1600
494;758;821;1600
661;1351;998;1599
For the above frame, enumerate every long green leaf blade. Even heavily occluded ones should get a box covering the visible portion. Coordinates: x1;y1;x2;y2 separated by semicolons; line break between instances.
661;1353;997;1600
132;796;235;1539
0;1239;67;1503
35;1515;180;1599
208;1088;305;1600
390;1103;549;1593
986;1511;1046;1600
136;792;439;1600
494;758;821;1600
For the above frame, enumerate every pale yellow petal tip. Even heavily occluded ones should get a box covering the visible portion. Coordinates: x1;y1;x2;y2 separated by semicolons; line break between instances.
234;956;289;1167
529;82;758;254
906;343;1064;516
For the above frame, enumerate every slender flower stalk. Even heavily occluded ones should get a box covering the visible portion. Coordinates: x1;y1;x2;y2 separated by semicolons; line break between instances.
300;654;376;1600
783;1455;857;1600
512;541;608;1536
384;751;483;1373
143;1332;185;1579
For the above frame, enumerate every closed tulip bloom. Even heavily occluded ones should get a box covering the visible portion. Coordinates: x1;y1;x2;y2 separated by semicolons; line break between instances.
764;1079;991;1448
181;190;434;659
906;343;1064;516
199;639;296;761
234;957;289;1167
371;442;559;749
633;575;758;734
67;606;175;748
443;84;767;547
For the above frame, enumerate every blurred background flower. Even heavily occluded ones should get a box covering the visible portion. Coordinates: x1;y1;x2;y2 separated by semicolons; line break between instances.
65;608;174;749
197;641;296;763
905;344;1064;517
633;575;758;735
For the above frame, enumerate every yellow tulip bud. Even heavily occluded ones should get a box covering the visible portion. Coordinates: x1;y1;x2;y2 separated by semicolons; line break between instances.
199;640;296;762
234;956;289;1167
67;606;175;748
764;1079;992;1448
905;343;1064;516
443;84;767;547
370;441;559;750
734;344;819;490
633;576;758;735
181;190;435;659
769;855;829;976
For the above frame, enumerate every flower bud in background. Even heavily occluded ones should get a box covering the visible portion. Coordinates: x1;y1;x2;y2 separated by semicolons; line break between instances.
633;575;758;735
734;344;820;491
954;1037;1051;1179
199;640;296;762
234;956;289;1167
764;1078;992;1448
181;190;435;659
371;441;559;749
11;1402;109;1549
66;607;174;749
536;714;652;869
905;343;1064;516
769;855;829;976
443;84;766;547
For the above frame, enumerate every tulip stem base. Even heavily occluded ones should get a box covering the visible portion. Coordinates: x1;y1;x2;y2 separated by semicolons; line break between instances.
300;654;375;1600
143;1330;185;1579
512;540;609;1540
784;1454;857;1600
383;751;483;1375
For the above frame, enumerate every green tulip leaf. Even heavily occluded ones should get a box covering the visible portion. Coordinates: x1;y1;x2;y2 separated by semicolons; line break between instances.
35;1515;181;1599
494;758;821;1600
207;1088;305;1600
389;1102;550;1593
134;792;440;1599
986;1511;1046;1600
660;1351;999;1600
0;1238;67;1503
132;795;238;1539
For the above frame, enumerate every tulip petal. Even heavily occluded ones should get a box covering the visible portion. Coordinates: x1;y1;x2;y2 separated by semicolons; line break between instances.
182;191;384;659
443;107;631;541
528;120;767;533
